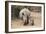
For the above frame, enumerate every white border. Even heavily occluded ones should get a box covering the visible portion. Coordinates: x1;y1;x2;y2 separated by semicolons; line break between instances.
8;2;44;32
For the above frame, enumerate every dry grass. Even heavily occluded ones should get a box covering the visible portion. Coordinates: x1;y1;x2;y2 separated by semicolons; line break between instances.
11;12;41;29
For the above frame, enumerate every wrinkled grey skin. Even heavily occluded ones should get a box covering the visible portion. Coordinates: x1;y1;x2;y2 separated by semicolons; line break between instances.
19;8;34;25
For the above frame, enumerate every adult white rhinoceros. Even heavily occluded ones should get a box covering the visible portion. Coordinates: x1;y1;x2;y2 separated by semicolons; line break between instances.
19;8;34;25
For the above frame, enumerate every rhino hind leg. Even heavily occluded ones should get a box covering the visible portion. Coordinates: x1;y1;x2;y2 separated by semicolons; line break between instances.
31;20;34;26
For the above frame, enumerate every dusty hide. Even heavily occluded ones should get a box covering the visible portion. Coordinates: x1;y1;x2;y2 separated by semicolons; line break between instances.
19;8;34;25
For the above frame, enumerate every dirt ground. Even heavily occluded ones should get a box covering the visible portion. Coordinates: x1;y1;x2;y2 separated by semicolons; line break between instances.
11;12;41;29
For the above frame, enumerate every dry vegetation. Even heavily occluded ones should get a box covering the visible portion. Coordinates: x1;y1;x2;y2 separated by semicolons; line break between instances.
11;12;41;29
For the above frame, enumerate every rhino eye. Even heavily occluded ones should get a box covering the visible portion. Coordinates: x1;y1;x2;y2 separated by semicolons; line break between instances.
22;13;24;15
